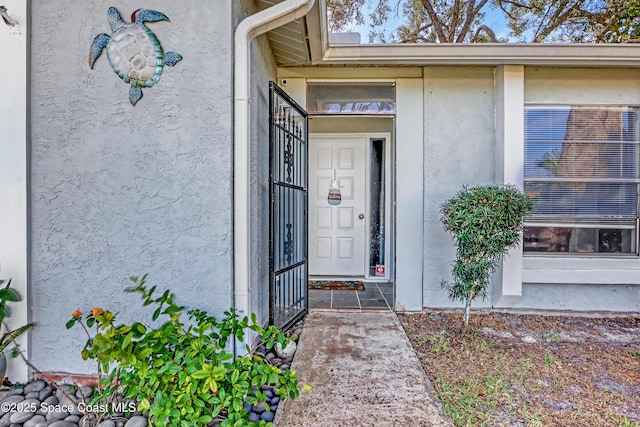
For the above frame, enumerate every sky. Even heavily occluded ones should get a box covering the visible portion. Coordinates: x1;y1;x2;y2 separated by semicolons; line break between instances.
341;2;513;43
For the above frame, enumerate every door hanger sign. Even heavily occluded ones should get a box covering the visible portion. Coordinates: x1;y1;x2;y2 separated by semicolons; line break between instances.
327;169;342;206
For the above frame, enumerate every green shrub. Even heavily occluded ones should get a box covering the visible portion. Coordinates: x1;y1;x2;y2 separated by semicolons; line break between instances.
0;277;33;354
67;274;300;426
440;185;532;326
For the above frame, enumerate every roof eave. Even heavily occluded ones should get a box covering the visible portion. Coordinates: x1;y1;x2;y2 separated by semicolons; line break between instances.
317;43;640;67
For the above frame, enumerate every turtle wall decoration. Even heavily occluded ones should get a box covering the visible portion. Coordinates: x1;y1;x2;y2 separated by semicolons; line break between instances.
89;7;182;106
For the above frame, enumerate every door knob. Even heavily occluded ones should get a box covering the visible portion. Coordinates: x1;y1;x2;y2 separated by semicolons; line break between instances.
358;213;365;220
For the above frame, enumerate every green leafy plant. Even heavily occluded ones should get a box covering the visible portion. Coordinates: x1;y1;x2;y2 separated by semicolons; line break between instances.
543;350;556;368
0;278;33;353
418;334;451;355
66;274;300;427
545;330;559;341
618;417;640;427
440;185;532;326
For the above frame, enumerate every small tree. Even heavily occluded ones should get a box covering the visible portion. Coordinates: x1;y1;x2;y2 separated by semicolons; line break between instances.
440;185;532;326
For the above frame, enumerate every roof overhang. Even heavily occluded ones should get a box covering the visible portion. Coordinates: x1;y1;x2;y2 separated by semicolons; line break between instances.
318;43;640;68
255;0;314;66
259;0;640;68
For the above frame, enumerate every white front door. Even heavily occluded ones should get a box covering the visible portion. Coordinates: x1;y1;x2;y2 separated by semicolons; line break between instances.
309;135;367;276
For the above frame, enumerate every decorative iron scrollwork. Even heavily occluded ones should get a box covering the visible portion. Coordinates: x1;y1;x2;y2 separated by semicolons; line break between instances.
283;223;293;263
284;135;294;183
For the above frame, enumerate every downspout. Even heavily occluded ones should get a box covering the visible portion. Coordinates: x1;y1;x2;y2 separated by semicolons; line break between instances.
233;0;315;356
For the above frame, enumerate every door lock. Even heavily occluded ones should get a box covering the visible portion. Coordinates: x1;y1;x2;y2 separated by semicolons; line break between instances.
358;213;365;220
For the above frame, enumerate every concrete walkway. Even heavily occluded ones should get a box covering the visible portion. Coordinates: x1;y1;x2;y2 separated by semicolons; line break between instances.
274;311;454;426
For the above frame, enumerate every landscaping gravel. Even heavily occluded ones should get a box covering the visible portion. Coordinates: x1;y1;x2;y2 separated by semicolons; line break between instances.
0;321;303;427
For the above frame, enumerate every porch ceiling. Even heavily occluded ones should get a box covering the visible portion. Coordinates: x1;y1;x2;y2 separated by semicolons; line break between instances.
256;0;313;66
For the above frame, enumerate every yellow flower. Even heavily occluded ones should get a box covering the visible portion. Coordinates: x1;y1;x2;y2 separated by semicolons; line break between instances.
72;309;82;318
90;307;104;316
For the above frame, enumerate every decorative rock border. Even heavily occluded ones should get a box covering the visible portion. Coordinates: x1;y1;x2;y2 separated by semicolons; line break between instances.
0;380;142;427
243;320;302;424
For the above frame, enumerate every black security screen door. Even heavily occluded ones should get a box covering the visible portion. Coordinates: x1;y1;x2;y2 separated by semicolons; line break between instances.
269;81;308;329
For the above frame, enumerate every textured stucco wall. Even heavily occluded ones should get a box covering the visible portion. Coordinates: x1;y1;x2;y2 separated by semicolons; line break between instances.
507;283;640;312
309;117;393;134
421;66;640;312
525;67;640;104
422;67;496;308
31;1;234;373
518;67;640;312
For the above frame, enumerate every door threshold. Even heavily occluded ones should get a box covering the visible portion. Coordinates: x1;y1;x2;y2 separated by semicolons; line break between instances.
310;307;392;313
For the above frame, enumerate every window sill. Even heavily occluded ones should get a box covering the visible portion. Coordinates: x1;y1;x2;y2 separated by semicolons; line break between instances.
523;256;640;285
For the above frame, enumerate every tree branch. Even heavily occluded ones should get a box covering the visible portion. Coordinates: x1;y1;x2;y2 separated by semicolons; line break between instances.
471;24;499;42
497;1;519;22
534;0;585;42
456;0;490;43
594;12;620;43
399;24;433;43
498;0;534;10
449;0;462;42
421;0;449;42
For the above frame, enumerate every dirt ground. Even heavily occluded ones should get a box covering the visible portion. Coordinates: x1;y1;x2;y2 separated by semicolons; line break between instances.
399;311;640;427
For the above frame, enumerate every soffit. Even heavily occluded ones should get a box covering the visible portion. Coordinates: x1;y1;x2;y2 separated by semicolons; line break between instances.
255;0;313;66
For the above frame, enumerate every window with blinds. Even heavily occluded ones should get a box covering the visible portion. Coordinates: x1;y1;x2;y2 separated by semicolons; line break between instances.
523;105;640;255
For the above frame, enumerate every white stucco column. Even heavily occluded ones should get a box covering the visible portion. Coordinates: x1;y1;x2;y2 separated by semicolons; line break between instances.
395;78;424;311
0;1;29;382
494;65;525;306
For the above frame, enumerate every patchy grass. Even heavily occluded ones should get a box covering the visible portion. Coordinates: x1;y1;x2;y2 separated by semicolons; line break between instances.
400;312;640;427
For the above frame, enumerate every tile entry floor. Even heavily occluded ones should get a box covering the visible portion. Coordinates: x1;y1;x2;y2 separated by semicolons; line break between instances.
308;282;393;311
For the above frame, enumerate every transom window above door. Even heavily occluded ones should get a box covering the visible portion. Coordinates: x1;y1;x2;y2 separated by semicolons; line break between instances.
306;82;395;115
523;105;640;255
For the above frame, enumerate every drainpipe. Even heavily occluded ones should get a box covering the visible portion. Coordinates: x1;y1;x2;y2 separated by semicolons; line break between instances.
233;0;315;356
